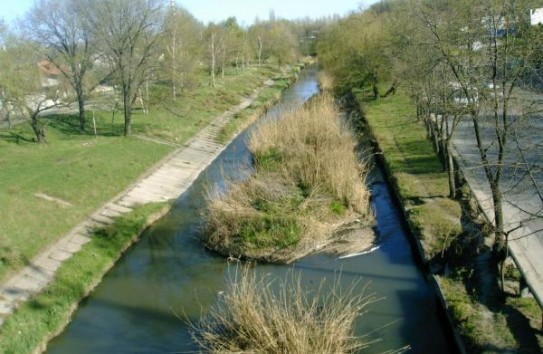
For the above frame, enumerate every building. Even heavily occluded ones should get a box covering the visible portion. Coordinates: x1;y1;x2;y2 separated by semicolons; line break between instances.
531;8;543;26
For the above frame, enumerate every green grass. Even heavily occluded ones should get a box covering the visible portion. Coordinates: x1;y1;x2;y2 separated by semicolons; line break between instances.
439;275;519;353
0;135;171;282
0;64;284;284
253;146;284;171
354;88;462;257
506;297;543;350
239;214;301;249
0;202;168;354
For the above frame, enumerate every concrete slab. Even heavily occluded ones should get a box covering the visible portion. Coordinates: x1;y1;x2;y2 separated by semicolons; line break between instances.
49;249;74;262
0;300;15;315
100;207;124;218
23;267;54;286
59;240;83;253
34;256;61;273
105;203;132;214
91;214;114;225
450;98;543;312
13;276;43;294
70;233;92;245
1;286;31;302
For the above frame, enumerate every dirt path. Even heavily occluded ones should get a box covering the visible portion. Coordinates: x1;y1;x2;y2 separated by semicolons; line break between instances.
0;80;274;327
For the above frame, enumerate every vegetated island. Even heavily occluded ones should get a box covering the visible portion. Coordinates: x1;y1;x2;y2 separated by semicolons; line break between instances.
202;94;375;263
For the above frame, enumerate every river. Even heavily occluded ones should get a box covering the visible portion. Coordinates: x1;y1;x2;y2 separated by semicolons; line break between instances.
46;66;454;354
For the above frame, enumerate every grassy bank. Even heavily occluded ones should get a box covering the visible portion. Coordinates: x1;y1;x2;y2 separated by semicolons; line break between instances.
354;88;462;259
355;87;542;352
0;202;168;354
0;65;281;284
203;94;373;262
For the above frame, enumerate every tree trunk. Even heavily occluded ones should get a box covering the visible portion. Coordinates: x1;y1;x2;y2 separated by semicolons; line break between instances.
30;113;47;143
373;82;380;99
446;142;456;198
384;79;398;97
210;33;216;87
492;183;506;253
76;88;86;132
256;36;263;67
123;86;132;136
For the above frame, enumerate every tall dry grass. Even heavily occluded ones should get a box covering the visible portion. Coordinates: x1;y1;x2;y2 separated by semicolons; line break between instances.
191;267;377;354
318;71;335;92
203;93;372;260
249;94;370;215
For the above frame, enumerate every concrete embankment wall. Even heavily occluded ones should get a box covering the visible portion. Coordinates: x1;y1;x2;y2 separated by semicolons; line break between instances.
357;101;467;354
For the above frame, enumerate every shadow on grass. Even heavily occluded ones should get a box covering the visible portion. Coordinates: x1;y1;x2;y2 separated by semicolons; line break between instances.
436;188;542;353
43;114;125;138
0;131;35;144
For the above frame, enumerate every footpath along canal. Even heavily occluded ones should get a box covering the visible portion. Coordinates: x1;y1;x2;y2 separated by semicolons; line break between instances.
46;67;456;354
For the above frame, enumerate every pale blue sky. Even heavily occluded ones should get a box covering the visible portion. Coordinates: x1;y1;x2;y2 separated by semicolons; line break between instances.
0;0;379;28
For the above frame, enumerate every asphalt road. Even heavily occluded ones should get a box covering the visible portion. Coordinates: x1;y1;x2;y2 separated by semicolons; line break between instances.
450;90;543;308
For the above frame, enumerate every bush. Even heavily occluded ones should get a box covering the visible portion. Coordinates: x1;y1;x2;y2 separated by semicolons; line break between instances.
190;267;376;354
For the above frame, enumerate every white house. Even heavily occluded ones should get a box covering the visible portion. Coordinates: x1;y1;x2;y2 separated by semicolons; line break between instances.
531;8;543;26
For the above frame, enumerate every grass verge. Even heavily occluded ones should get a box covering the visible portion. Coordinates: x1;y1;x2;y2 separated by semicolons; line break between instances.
191;266;377;353
0;202;169;354
204;94;373;262
353;88;462;258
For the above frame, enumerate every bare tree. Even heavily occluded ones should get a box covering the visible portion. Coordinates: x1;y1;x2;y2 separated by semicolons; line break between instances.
205;24;225;88
24;0;96;132
81;0;166;136
414;0;541;264
249;23;266;67
161;5;203;100
0;35;59;142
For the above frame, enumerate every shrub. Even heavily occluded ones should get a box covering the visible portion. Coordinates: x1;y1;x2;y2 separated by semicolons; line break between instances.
190;267;377;354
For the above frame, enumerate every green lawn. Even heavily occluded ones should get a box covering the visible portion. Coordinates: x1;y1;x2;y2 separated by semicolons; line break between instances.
355;88;462;257
0;64;282;283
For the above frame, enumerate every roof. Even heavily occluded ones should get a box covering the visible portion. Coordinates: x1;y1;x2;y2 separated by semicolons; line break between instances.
38;60;62;76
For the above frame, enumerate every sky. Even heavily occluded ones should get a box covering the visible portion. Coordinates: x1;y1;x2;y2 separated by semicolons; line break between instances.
0;0;379;28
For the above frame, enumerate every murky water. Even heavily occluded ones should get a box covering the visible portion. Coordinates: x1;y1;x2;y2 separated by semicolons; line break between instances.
46;67;454;354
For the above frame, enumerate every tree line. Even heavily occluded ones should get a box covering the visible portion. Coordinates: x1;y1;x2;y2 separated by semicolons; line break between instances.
317;0;543;287
0;0;325;142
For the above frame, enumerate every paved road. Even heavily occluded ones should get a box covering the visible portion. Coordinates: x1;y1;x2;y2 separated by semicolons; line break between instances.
450;91;543;309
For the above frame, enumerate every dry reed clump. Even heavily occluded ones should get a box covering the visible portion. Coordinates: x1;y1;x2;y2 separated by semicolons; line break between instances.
203;94;372;261
249;94;371;215
318;71;335;92
204;174;306;257
191;267;377;354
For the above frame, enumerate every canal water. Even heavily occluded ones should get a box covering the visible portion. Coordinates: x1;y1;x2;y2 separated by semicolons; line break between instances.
46;67;453;354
